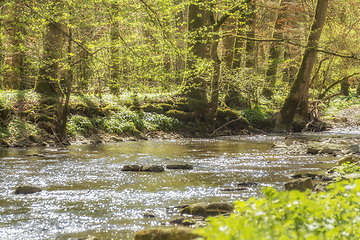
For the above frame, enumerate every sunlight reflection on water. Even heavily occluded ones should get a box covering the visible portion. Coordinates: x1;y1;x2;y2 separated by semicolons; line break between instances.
0;135;339;239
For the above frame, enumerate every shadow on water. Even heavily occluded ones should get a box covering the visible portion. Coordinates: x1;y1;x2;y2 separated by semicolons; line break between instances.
0;135;339;239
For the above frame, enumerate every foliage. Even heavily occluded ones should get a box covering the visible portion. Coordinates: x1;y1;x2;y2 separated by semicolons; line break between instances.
2;116;41;140
240;107;272;129
196;179;360;240
67;114;94;136
334;162;360;175
143;112;181;131
323;92;360;115
93;109;181;135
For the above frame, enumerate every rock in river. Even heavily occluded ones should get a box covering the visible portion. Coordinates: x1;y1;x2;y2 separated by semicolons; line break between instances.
121;165;143;171
141;165;165;172
180;202;233;216
14;185;42;194
134;227;199;240
284;178;314;192
166;163;193;170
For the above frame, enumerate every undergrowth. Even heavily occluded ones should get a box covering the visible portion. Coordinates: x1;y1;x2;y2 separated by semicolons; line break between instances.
68;109;181;136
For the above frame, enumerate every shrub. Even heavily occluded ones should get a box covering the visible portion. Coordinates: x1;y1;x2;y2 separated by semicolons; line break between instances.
196;179;360;240
67;115;94;136
143;112;181;131
241;107;272;129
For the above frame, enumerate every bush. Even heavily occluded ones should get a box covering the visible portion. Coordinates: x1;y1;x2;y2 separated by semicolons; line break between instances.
241;107;272;129
196;180;360;240
67;115;94;136
143;112;181;131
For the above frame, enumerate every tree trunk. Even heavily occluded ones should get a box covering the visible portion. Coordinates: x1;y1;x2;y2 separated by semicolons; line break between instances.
0;0;5;89
109;2;120;94
60;28;73;141
263;0;289;98
245;0;256;68
36;11;63;95
274;0;328;132
185;0;207;102
3;0;24;90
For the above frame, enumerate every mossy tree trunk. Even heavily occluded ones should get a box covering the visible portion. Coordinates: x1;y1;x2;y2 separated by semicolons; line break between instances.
0;0;5;89
60;27;73;141
36;2;63;95
109;2;120;94
3;0;25;90
185;0;207;102
263;0;289;98
245;0;256;68
222;6;247;108
274;0;328;132
207;4;245;120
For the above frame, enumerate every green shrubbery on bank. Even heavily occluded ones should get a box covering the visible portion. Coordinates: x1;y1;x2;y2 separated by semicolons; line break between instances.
196;179;360;240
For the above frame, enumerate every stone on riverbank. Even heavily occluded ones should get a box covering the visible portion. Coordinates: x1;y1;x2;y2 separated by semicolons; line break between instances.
307;141;359;154
14;185;42;194
134;227;199;240
285;178;314;192
180;202;233;216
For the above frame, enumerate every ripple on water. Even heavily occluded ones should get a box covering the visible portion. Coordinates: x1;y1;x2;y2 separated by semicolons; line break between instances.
0;137;339;239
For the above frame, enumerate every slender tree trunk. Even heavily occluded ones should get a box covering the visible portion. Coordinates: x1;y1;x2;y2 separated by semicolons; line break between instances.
109;2;120;94
263;0;289;98
36;5;63;95
274;0;328;132
231;18;245;69
0;0;5;89
245;0;256;68
60;28;73;141
3;0;24;89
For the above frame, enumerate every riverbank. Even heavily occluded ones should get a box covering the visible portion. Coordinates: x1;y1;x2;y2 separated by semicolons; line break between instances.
1;89;360;149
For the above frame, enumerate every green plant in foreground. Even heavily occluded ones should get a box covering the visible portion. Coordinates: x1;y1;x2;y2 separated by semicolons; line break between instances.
196;179;360;240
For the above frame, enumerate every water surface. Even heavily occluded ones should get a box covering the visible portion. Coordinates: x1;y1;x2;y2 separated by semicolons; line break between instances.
0;135;338;239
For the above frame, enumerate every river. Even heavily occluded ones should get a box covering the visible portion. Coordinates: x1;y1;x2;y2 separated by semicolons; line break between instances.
0;134;339;239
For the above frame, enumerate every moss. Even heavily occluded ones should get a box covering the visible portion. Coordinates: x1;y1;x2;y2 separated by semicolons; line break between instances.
215;108;240;121
141;103;165;114
0;105;12;119
36;114;55;122
165;110;194;121
215;108;249;129
157;103;173;111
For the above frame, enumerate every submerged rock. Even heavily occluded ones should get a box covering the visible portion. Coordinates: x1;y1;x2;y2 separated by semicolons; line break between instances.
134;227;199;240
285;178;314;192
166;163;193;170
169;216;205;226
14;185;42;194
180;202;233;216
237;181;258;187
219;188;246;191
121;165;143;171
141;165;165;172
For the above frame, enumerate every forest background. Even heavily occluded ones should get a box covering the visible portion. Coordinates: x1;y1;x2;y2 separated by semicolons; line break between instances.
0;0;360;146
